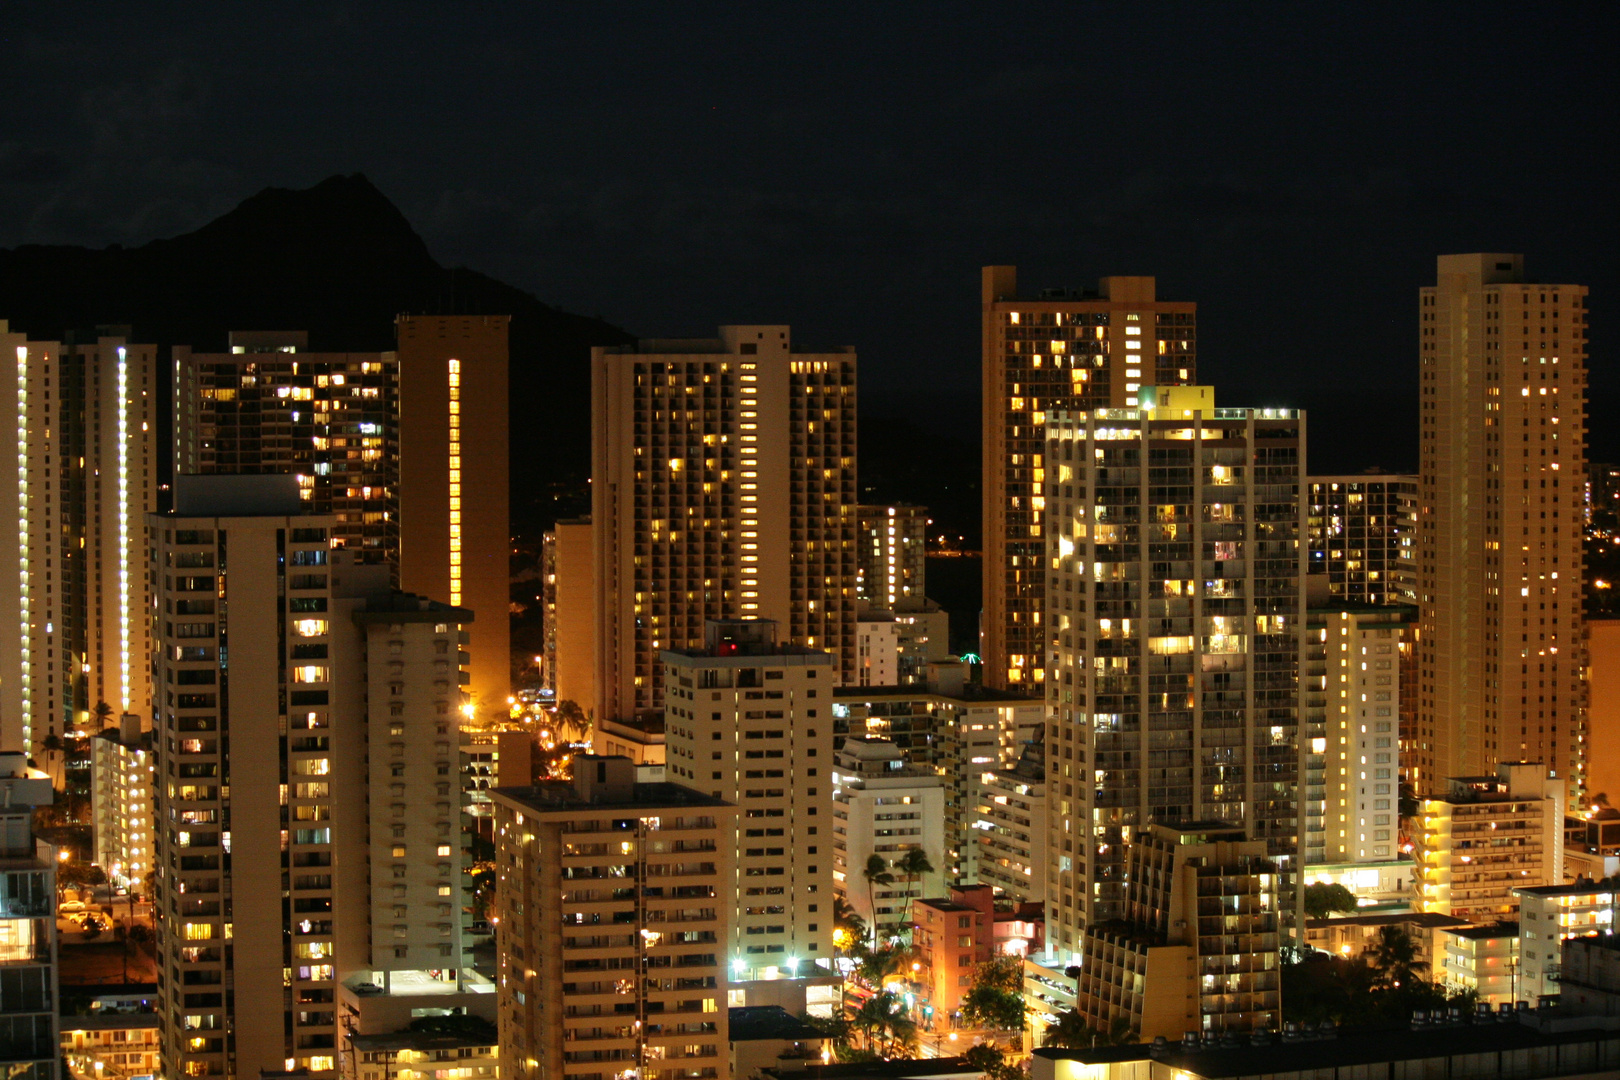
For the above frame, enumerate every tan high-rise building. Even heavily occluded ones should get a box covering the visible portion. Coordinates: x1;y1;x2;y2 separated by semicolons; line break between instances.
395;314;510;717
1417;255;1587;799
175;316;511;721
1;324;158;760
981;267;1195;690
549;518;596;714
150;476;483;1080
591;326;857;726
491;757;734;1080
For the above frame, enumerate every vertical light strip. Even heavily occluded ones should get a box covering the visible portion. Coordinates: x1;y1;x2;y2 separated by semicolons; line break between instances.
117;346;131;713
448;359;462;606
15;345;30;746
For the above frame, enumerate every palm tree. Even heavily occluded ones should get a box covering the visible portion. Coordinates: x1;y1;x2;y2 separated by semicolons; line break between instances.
1043;1007;1094;1048
894;847;934;909
41;734;63;788
93;700;116;732
554;700;592;746
833;894;867;957
1368;925;1426;989
853;991;917;1057
863;854;895;948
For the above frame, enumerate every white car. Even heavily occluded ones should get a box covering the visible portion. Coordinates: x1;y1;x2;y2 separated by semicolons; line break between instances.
60;900;87;914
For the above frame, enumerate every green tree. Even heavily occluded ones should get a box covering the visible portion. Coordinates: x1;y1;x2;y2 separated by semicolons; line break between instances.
852;990;917;1057
863;854;895;948
963;1043;1025;1080
833;894;866;956
1367;925;1427;990
895;847;935;905
553;700;592;746
852;943;908;990
1303;882;1360;919
960;956;1026;1032
1042;1007;1094;1049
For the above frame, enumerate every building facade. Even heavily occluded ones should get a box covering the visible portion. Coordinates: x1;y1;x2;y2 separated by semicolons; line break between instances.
981;267;1196;691
1304;604;1413;867
1074;823;1281;1041
490;758;734;1080
1305;475;1416;605
0;753;58;1080
591;327;858;725
149;476;479;1080
1515;881;1620;1001
89;722;155;893
830;736;945;942
1417;255;1587;800
1;323;158;760
174;317;510;720
974;739;1047;903
856;504;927;612
662;619;836;988
1413;762;1565;924
1042;388;1306;951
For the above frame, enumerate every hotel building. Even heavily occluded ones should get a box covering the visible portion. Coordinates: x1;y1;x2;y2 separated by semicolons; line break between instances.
980;267;1196;691
174;316;510;720
591;327;857;726
490;757;734;1080
2;323;157;760
1073;822;1281;1041
1042;388;1306;951
1305;475;1417;605
1413;762;1565;924
149;476;483;1080
1303;603;1413;868
661;619;837;997
1417;254;1587;800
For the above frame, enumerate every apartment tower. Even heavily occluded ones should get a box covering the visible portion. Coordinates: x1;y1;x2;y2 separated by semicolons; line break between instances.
1417;255;1587;799
981;267;1196;690
591;326;857;726
1305;474;1417;605
491;757;734;1080
1;323;158;759
175;317;510;718
662;619;836;996
1042;387;1306;954
149;476;480;1080
0;754;57;1080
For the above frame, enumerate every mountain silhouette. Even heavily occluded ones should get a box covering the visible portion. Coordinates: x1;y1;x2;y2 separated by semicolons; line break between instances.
0;173;632;531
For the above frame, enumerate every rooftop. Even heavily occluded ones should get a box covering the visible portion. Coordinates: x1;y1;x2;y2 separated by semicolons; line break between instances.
354;593;474;625
491;780;729;815
1444;922;1520;940
728;1006;825;1043
1033;1017;1620;1078
1306;912;1470;930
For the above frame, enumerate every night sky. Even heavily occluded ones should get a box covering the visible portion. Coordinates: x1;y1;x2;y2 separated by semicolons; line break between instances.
2;4;1613;471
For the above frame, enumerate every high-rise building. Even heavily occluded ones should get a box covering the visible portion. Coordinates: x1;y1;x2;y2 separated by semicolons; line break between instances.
980;267;1196;691
89;718;155;894
174;317;511;718
1073;822;1281;1041
394;314;511;716
1303;604;1414;868
2;323;157;759
1042;387;1306;953
591;327;857;725
0;752;58;1080
1417;255;1587;800
149;476;483;1080
830;735;945;942
661;619;837;995
1305;475;1417;605
1413;762;1565;924
490;757;734;1080
974;739;1047;903
856;504;927;611
548;518;596;713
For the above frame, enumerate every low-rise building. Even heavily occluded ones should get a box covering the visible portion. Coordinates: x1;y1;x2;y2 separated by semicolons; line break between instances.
346;1026;499;1080
1565;808;1620;881
1559;933;1620;1017
1438;923;1521;1005
1516;881;1620;1001
1304;910;1468;971
1302;858;1414;913
1415;762;1565;923
1074;822;1280;1042
727;1006;825;1079
60;1014;162;1079
491;757;735;1080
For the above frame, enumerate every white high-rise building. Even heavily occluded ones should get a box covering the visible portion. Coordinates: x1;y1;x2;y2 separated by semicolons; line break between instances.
1042;386;1307;954
662;619;837;995
1;323;157;760
1417;255;1587;800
